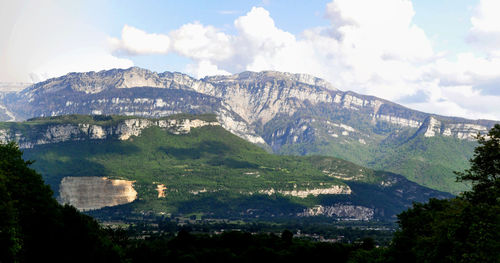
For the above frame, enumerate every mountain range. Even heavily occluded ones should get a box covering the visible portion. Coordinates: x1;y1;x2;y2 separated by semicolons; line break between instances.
0;67;497;193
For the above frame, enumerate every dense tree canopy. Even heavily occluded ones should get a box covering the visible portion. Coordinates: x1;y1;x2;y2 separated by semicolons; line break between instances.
0;142;120;262
0;141;382;262
455;124;500;204
2;124;500;262
388;125;500;263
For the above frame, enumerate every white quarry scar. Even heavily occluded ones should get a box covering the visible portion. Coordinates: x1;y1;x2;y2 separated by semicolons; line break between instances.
58;176;137;211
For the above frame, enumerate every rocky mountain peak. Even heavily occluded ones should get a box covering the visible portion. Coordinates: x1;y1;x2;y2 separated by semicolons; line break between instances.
203;70;336;91
22;67;161;95
114;67;164;90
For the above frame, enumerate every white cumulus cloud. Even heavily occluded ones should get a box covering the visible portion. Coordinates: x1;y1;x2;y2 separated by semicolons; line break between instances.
186;60;231;77
170;22;233;61
468;0;500;56
109;25;170;55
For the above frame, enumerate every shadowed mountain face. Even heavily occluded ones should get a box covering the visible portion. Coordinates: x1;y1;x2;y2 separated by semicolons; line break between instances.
1;115;451;221
1;67;497;193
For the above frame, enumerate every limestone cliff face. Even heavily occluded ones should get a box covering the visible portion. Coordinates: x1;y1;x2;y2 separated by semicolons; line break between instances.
58;177;137;211
198;71;337;125
416;116;489;140
298;205;374;221
2;67;495;144
216;106;266;144
258;185;352;198
199;72;494;143
114;118;220;139
0;117;220;149
0;66;497;173
5;67;266;144
375;114;422;128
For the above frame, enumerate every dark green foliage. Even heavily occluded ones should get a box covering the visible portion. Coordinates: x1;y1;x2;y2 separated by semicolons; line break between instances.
455;124;500;204
388;198;500;262
0;170;21;262
387;125;500;263
0;140;389;262
0;142;121;262
279;127;476;194
13;115;449;220
372;133;476;194
267;110;479;194
122;230;378;263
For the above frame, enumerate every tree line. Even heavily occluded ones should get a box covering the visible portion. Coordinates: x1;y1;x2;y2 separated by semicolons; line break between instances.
1;124;500;262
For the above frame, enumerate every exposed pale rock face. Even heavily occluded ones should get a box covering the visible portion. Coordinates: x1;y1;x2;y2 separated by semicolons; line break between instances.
116;119;154;140
376;114;422;128
27;67;195;95
199;71;335;125
341;94;365;108
190;188;209;195
323;170;365;181
417;116;489;140
423;117;442;137
203;71;336;91
380;178;397;187
117;68;165;89
1;67;496;147
216;108;266;144
59;177;137;211
43;124;81;143
163;118;220;135
0;129;32;148
89;125;107;139
259;185;351;198
156;184;166;198
298;205;374;220
0;117;221;148
446;123;488;140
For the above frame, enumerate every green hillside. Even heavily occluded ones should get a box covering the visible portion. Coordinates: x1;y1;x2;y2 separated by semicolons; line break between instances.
7;115;451;220
272;118;477;194
368;133;475;193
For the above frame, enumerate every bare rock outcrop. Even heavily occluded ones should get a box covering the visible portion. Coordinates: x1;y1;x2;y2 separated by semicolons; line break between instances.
298;205;374;220
416;116;489;140
0;117;220;148
258;185;351;198
58;177;137;211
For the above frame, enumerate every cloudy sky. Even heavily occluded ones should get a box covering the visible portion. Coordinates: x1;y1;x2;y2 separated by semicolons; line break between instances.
1;0;500;120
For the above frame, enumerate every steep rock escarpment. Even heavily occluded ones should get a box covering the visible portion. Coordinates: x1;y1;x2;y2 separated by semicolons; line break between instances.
2;67;494;143
416;116;489;140
0;116;220;149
